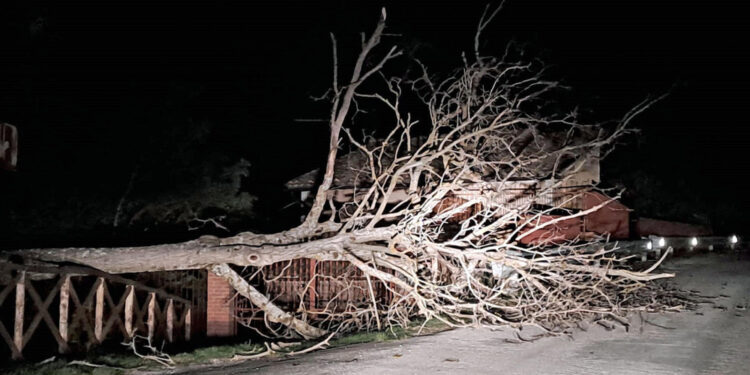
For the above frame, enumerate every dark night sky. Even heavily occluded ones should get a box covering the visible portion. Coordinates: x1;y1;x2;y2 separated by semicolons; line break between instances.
1;0;749;246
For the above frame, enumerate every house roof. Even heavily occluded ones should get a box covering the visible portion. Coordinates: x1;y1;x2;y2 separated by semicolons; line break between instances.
285;128;602;191
285;152;375;191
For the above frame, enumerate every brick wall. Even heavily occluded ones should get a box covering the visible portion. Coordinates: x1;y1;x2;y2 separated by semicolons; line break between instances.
206;272;236;337
518;214;583;245
583;191;630;240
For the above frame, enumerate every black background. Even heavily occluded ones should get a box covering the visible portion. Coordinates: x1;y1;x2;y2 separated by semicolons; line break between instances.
1;0;748;248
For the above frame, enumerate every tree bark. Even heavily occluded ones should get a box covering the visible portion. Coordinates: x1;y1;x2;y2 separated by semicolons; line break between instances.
7;227;396;274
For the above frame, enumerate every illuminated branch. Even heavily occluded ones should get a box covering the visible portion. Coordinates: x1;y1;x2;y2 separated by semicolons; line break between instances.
7;7;681;341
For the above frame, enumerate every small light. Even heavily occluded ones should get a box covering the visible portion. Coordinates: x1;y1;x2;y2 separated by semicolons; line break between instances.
646;241;653;250
730;235;739;244
658;238;666;247
690;237;698;247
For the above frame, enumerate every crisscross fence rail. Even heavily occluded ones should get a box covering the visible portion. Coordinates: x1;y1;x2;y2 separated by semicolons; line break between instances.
0;264;191;360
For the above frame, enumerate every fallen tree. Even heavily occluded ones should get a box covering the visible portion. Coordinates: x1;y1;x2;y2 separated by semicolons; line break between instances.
4;6;680;340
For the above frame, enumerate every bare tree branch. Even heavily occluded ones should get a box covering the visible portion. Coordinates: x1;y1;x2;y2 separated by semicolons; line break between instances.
5;7;685;341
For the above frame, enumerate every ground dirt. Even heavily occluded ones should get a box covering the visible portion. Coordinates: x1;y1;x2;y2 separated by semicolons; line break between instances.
181;253;750;375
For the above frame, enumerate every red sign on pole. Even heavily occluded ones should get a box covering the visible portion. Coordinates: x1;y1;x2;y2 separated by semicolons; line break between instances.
1;122;18;171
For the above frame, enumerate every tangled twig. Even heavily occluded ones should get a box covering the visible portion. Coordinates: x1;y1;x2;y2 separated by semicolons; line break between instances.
122;335;175;369
233;331;338;361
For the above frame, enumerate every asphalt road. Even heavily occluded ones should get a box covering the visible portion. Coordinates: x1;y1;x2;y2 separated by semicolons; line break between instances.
180;253;750;375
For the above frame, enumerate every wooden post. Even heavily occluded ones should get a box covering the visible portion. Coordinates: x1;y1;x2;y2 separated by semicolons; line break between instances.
184;305;191;341
146;292;156;340
94;277;105;342
308;259;317;311
165;299;174;343
58;275;70;353
365;273;381;331
13;271;25;360
124;285;135;338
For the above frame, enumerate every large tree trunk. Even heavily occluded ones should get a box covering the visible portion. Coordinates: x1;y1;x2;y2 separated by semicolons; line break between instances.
6;227;396;274
1;10;402;341
2;7;679;342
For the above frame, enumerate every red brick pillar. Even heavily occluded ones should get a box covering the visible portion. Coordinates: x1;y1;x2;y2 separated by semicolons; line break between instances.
206;272;236;337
